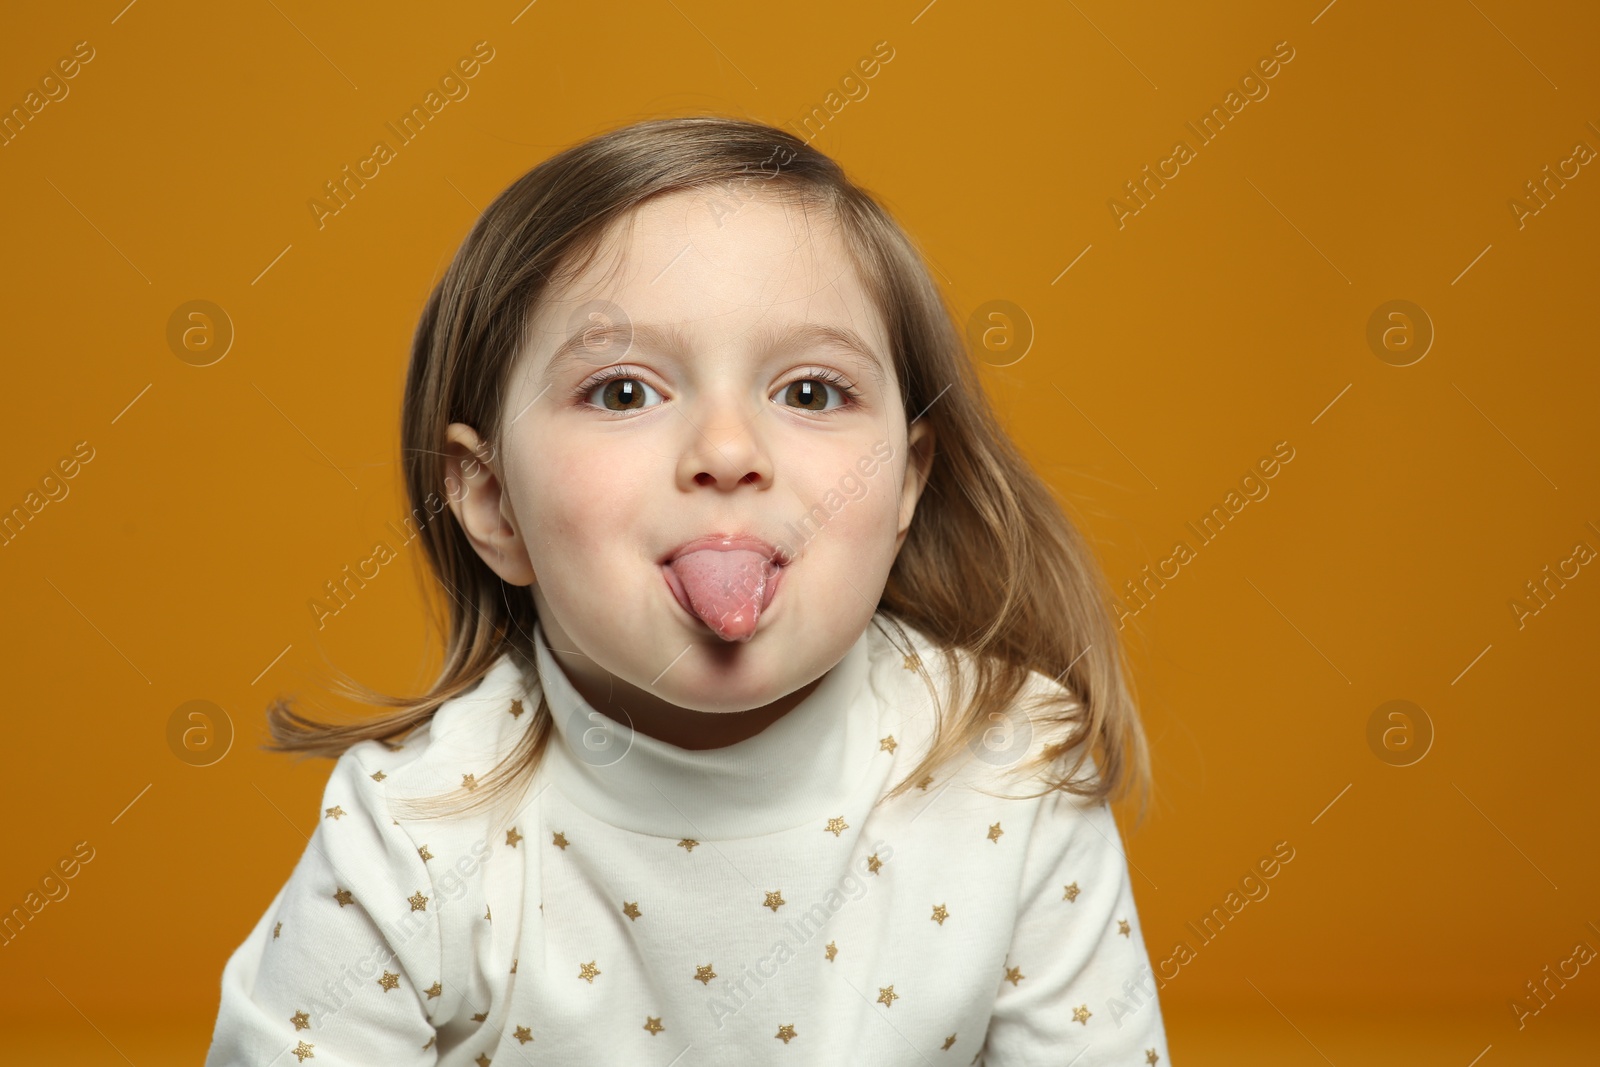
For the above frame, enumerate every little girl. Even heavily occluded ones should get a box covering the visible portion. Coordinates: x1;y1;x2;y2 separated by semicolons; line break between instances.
206;116;1171;1066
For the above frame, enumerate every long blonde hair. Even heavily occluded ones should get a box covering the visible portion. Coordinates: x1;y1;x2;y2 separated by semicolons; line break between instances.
266;114;1153;828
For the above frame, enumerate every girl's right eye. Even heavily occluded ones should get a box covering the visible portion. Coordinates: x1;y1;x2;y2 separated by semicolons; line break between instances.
572;368;663;414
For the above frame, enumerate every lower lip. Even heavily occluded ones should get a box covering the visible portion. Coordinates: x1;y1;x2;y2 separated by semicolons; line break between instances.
660;561;786;623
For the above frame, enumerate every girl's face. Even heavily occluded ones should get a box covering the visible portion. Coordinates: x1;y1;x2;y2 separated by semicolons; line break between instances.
446;187;934;722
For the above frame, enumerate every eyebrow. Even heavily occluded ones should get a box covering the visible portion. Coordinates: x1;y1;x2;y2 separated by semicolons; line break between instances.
540;319;888;383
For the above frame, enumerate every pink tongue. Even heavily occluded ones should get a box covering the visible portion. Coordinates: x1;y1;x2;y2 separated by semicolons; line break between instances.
668;549;775;642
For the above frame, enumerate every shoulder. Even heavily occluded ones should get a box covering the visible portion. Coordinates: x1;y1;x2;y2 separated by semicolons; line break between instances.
315;651;538;858
867;615;1092;795
861;614;966;734
352;651;537;808
294;655;533;975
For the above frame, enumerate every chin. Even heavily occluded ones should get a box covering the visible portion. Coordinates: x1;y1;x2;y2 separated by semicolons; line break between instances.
657;663;786;715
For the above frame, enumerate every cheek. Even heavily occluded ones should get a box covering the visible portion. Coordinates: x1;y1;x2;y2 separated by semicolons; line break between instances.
520;438;658;560
789;447;903;561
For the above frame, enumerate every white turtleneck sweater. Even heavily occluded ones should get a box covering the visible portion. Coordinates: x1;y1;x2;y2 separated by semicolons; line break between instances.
205;616;1171;1066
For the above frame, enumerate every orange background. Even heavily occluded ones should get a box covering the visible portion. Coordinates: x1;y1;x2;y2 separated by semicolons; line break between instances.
2;1;1596;1063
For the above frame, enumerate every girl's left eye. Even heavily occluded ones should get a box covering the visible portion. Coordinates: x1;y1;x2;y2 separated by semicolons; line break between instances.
774;370;862;413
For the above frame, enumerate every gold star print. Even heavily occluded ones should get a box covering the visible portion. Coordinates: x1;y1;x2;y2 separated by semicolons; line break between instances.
942;1034;958;1050
273;921;282;939
485;905;492;921
506;827;523;848
916;774;935;790
472;1011;487;1022
1063;881;1080;902
324;805;346;820
879;734;898;753
409;890;429;912
1146;1051;1160;1065
987;822;1004;844
475;1055;490;1067
378;971;399;992
292;1041;314;1063
824;941;837;962
677;837;699;852
902;652;920;671
290;1009;310;1030
931;903;949;926
1072;1004;1092;1025
622;901;641;921
643;1016;665;1036
824;816;849;837
425;981;441;999
694;964;717;985
510;958;518;974
1118;918;1131;937
332;888;354;908
776;1023;798;1044
877;985;899;1007
422;1036;435;1050
462;773;478;791
417;844;433;862
578;960;601;983
867;854;882;875
763;890;787;912
514;1025;533;1044
370;770;387;782
509;698;524;718
552;831;569;850
1003;966;1024;986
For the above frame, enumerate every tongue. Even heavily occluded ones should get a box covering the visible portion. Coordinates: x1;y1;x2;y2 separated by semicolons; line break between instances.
667;548;775;642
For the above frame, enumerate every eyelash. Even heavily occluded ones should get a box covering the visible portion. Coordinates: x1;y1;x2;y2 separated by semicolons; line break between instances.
569;366;864;417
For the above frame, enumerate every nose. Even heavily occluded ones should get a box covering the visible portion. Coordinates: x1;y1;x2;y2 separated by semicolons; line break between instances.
675;387;773;490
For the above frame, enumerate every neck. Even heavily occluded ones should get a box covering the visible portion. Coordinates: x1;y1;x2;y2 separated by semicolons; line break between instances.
529;613;883;839
530;600;831;751
575;670;825;750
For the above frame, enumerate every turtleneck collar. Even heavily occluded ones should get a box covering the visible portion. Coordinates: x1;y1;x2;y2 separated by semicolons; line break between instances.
529;618;880;839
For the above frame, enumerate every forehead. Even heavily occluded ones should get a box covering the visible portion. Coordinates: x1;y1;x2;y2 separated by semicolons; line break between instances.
523;188;892;379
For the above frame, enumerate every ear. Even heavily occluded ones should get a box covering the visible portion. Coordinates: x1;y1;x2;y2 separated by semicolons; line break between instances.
442;422;536;586
894;417;936;553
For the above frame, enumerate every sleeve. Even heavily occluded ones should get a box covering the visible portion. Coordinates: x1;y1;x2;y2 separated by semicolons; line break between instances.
981;788;1172;1067
204;745;443;1066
